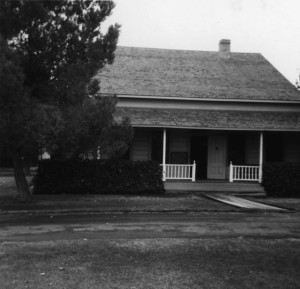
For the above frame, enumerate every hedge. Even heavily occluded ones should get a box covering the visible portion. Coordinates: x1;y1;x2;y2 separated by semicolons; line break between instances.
33;160;165;195
263;163;300;197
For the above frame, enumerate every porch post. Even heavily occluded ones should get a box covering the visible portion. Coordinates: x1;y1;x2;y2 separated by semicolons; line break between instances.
192;160;196;182
258;132;264;183
229;161;233;182
162;128;167;181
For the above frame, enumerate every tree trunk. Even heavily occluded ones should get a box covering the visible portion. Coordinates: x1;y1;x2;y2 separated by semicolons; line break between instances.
13;153;32;202
23;158;31;176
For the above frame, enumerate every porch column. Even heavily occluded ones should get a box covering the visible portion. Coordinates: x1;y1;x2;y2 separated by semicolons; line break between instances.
258;132;264;183
229;161;233;182
192;160;196;182
162;128;167;181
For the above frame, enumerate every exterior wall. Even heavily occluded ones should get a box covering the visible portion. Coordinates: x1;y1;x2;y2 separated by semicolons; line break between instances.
245;133;260;165
226;132;260;179
130;129;152;161
169;130;190;163
284;133;300;162
264;132;300;163
129;129;300;183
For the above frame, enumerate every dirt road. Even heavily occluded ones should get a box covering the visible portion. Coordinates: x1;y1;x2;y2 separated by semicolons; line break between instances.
1;211;299;242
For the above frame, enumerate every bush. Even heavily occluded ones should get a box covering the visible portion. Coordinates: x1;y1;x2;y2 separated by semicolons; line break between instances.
263;163;300;197
33;159;165;195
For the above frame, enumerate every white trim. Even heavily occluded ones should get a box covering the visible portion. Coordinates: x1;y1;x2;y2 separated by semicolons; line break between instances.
229;162;233;182
259;132;264;183
162;163;196;181
113;94;300;105
162;128;167;181
230;163;260;182
130;125;300;132
192;160;196;182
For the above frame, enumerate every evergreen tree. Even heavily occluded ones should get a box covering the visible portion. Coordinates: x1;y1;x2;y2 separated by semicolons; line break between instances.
0;1;132;201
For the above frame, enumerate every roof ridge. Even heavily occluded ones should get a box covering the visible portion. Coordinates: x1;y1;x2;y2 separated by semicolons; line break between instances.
116;45;262;55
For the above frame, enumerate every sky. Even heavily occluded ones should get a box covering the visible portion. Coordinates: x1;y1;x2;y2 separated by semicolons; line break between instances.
103;0;300;85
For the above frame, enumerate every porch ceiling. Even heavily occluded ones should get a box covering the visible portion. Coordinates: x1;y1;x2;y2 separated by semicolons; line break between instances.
115;107;300;131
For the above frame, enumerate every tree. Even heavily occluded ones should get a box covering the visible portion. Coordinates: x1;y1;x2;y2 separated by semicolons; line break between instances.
296;69;300;90
0;1;132;201
46;95;132;160
0;36;35;201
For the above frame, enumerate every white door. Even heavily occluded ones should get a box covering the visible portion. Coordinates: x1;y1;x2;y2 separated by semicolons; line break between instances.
207;135;227;179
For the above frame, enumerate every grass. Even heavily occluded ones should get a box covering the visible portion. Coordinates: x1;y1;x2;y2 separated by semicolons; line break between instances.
248;196;300;211
0;176;238;213
1;175;300;212
0;238;299;289
0;176;19;197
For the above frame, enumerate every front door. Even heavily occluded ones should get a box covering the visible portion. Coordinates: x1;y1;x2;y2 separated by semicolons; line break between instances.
207;135;227;179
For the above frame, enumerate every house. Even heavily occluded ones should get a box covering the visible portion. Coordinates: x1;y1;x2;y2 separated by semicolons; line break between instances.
97;39;300;185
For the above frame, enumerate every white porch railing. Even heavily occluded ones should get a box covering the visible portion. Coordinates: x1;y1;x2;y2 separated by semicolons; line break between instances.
229;162;261;183
162;161;196;182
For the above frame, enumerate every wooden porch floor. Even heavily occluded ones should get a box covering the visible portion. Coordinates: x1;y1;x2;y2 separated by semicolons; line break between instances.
164;180;265;194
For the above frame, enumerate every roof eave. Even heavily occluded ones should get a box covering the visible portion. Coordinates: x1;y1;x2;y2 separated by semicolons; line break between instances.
130;124;300;132
101;93;300;105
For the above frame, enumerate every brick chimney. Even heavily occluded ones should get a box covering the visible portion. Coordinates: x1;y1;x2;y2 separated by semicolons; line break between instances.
219;39;231;59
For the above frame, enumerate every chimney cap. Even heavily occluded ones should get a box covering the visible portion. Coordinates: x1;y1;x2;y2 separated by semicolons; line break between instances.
219;39;231;45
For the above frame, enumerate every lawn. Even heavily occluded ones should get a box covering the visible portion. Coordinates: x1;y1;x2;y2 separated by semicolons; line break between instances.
0;176;19;197
1;238;299;289
0;176;238;213
2;175;300;212
248;196;300;211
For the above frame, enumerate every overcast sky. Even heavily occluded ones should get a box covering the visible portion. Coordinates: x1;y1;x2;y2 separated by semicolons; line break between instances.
104;0;300;85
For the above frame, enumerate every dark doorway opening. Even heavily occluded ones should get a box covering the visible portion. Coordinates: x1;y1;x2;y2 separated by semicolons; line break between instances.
228;133;246;165
190;135;208;179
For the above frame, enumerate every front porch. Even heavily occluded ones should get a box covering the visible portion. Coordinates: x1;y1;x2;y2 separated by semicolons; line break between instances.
162;162;261;183
164;180;265;193
160;127;264;183
129;128;300;184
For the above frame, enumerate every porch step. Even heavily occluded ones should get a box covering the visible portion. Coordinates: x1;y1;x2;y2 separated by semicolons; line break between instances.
164;181;265;193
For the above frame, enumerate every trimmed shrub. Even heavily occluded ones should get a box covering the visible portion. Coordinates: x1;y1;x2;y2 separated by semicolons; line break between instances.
263;163;300;197
33;160;165;195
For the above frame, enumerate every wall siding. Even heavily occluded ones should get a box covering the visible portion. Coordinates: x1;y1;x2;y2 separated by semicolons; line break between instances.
130;130;151;161
169;131;190;163
284;134;300;162
245;134;259;165
169;131;189;152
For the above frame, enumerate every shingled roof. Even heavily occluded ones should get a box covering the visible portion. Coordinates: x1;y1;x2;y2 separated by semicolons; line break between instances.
116;107;300;131
97;46;300;101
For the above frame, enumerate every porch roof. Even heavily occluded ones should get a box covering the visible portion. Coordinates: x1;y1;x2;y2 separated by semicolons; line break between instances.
115;107;300;131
